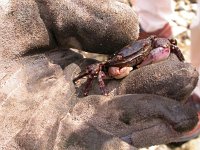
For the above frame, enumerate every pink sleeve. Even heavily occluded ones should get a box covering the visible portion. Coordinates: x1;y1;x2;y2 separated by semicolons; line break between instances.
134;0;174;32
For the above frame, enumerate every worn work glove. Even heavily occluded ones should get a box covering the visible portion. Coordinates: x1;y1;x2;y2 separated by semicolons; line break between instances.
0;0;199;149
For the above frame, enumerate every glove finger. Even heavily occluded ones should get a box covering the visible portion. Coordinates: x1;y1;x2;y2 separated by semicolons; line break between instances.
118;54;199;102
71;94;198;148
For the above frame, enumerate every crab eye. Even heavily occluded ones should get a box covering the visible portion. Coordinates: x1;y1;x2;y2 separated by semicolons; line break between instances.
169;39;177;45
143;42;149;47
116;55;123;60
143;43;146;46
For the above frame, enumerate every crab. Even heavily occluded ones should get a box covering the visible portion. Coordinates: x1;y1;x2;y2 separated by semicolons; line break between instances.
73;35;185;96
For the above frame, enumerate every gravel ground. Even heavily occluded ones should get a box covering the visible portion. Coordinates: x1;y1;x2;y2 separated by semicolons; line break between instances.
174;0;197;62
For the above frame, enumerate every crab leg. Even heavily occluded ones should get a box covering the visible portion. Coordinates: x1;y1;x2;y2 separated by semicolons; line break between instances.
83;75;94;96
98;70;108;95
171;45;185;61
73;71;89;83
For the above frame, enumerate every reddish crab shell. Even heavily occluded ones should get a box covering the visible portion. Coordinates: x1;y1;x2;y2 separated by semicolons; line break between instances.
105;35;155;68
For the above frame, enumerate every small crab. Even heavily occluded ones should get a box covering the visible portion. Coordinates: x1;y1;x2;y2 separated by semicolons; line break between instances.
73;35;184;96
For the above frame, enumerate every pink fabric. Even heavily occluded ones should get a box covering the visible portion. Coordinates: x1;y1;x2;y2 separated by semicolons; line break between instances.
134;0;175;32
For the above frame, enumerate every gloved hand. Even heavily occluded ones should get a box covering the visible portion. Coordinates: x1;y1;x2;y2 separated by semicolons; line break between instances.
0;0;199;149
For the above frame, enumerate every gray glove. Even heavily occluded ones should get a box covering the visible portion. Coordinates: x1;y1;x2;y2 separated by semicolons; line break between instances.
0;0;198;149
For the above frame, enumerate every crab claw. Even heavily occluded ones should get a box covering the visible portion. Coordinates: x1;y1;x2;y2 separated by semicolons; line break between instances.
108;66;133;79
138;47;170;68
